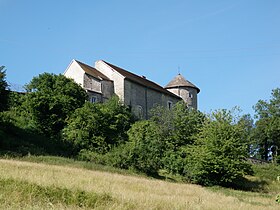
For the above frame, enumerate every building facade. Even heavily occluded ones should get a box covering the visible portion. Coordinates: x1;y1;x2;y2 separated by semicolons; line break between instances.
64;59;200;118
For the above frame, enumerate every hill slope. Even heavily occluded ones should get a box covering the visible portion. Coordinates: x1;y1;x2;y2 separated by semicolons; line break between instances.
0;158;278;209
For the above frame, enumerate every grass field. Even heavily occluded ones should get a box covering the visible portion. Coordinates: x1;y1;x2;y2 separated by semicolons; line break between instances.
0;157;279;209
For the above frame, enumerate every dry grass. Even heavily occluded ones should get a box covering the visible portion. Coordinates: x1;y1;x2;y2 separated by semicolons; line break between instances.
0;158;279;209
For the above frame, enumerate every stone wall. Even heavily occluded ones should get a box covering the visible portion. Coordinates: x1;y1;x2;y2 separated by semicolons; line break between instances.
95;60;125;102
167;87;198;109
84;73;102;93
87;91;102;103
124;79;181;119
101;80;114;101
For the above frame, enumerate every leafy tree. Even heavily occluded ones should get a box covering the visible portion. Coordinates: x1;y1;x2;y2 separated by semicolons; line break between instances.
63;96;134;154
62;102;106;154
150;102;205;150
150;102;205;175
124;120;166;175
99;95;135;145
183;109;252;186
254;88;280;161
25;73;87;137
237;114;254;156
0;66;9;112
172;102;205;148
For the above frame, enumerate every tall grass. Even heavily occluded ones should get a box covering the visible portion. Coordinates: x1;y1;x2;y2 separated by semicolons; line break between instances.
0;158;279;209
0;178;114;209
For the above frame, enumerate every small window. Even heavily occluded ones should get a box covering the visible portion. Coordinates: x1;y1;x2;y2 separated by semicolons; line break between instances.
189;93;193;98
90;96;97;103
137;105;143;119
167;101;173;110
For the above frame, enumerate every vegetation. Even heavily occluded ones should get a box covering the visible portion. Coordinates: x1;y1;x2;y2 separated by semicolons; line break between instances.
0;178;114;209
0;157;279;210
24;73;88;137
253;88;280;161
0;66;9;112
180;109;252;186
62;96;134;154
1;68;280;208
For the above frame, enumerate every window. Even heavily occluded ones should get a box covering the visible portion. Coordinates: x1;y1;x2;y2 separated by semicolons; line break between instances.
189;93;193;98
90;96;97;103
167;101;173;110
137;105;143;119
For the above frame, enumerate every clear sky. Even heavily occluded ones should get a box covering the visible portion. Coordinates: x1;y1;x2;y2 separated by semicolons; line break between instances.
1;0;280;116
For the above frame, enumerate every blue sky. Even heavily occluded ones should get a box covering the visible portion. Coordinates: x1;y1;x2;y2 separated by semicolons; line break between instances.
1;0;280;116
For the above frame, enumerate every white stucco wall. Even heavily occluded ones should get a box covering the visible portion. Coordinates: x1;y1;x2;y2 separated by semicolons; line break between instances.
63;60;84;87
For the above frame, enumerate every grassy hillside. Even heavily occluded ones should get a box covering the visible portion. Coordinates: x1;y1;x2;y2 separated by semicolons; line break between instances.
0;157;279;209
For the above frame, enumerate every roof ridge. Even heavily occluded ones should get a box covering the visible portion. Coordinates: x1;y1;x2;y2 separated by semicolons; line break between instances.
101;60;181;99
75;60;111;81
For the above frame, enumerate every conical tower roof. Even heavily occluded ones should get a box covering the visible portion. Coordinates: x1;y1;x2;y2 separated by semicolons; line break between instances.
165;74;200;93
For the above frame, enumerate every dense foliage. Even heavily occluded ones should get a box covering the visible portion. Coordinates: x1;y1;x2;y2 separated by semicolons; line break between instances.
182;109;252;186
25;73;88;137
63;97;134;154
253;88;280;161
0;66;9;112
1;68;279;188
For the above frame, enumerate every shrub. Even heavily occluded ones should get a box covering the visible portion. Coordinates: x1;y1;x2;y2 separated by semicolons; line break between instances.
124;120;166;175
183;109;253;186
25;73;87;137
63;97;134;155
62;102;108;154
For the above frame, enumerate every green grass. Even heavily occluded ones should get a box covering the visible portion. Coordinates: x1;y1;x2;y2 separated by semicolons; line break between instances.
253;164;280;181
0;177;114;209
13;155;145;178
206;163;280;208
1;158;279;209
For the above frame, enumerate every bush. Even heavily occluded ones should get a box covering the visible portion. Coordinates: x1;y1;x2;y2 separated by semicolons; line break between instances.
25;73;87;137
182;109;253;186
123;120;166;175
63;97;134;155
0;66;9;112
63;102;107;154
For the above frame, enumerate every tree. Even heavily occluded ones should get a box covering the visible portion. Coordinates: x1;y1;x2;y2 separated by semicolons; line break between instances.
99;95;135;146
237;114;254;156
25;73;87;137
62;102;106;153
172;102;205;148
150;102;205;150
0;66;9;112
254;88;280;161
149;102;205;175
183;109;252;186
125;120;166;175
63;96;134;154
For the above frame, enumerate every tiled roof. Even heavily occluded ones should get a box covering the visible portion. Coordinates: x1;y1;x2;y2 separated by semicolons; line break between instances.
75;60;111;81
102;60;181;99
165;74;200;93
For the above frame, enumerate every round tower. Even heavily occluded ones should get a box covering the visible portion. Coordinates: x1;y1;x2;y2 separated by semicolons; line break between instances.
165;74;200;109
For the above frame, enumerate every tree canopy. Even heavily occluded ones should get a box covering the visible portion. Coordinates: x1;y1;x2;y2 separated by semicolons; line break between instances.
183;109;252;186
0;66;9;112
63;96;134;154
25;73;88;137
254;88;280;161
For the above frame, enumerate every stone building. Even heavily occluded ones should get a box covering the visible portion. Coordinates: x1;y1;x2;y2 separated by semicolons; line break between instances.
64;59;200;118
